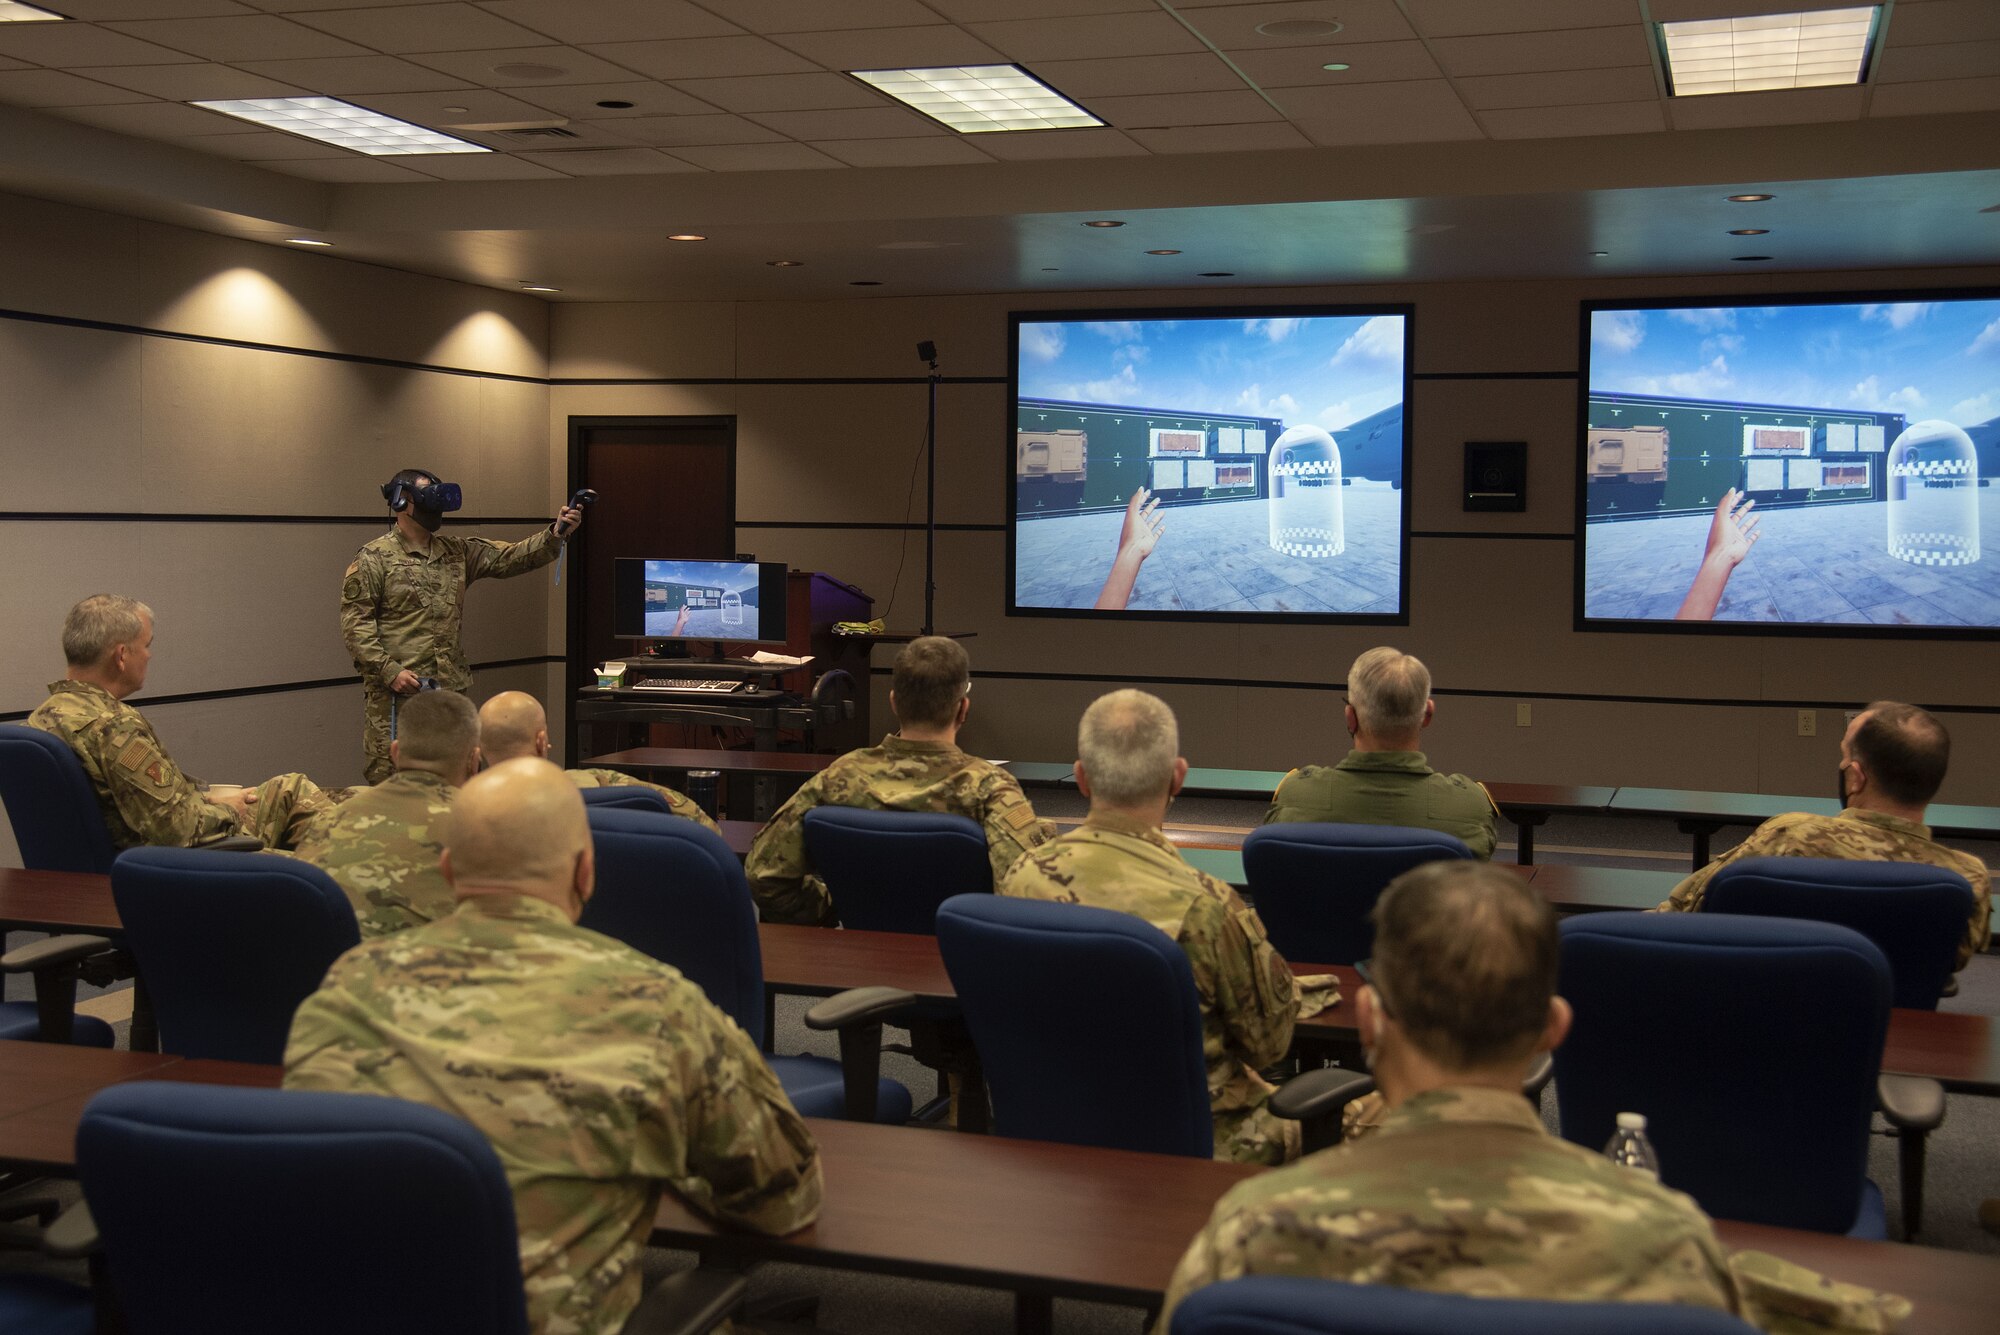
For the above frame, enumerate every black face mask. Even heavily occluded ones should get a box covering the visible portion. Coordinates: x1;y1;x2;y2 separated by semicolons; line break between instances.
414;506;445;533
1835;763;1849;808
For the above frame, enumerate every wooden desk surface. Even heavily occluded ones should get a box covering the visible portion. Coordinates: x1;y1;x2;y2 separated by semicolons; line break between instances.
0;866;122;935
1609;788;2000;842
1486;783;1619;815
1530;863;1681;913
588;747;836;777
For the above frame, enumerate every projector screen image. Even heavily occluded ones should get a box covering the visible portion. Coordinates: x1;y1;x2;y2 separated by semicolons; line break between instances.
1579;293;2000;634
1009;305;1411;621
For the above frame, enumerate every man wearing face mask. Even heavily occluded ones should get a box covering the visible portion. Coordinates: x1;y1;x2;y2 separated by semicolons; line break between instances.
341;468;584;784
1658;701;1990;973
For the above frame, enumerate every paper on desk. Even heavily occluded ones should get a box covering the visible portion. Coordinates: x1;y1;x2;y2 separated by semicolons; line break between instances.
746;650;813;667
1297;974;1342;1019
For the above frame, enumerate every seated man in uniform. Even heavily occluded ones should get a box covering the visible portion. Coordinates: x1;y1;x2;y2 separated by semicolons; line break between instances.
28;594;327;851
746;636;1051;926
1157;861;1908;1334
1264;646;1497;860
1661;700;1990;971
476;690;717;832
1000;689;1306;1166
285;758;822;1335
295;690;480;937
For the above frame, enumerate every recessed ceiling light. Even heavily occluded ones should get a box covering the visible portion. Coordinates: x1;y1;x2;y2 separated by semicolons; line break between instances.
193;97;489;156
1257;19;1342;38
1145;249;1182;255
1083;220;1124;228
1321;63;1352;73
596;100;635;110
1729;228;1771;235
1660;7;1880;97
667;234;706;242
1730;255;1773;262
767;260;804;268
1042;267;1059;272
1590;250;1609;257
850;280;883;286
1728;193;1774;202
441;105;470;115
1198;272;1234;278
0;2;67;20
492;62;566;80
521;284;560;293
851;64;1102;134
286;238;333;247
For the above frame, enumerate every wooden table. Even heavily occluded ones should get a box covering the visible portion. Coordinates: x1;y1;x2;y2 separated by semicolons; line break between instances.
0;867;121;935
588;747;835;820
1181;846;1680;916
1609;788;2000;869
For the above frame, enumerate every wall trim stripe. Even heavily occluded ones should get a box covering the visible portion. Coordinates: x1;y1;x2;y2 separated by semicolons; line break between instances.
552;375;1007;387
738;520;1007;533
1413;370;1578;380
0;513;556;526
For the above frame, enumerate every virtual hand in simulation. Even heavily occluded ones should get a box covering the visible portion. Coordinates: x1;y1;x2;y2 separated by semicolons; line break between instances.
1676;487;1763;621
1095;486;1167;611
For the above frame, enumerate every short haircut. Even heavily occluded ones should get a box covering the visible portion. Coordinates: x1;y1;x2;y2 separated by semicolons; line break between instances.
394;690;480;770
1850;701;1950;806
1078;689;1178;806
62;594;152;668
389;466;436;490
1346;647;1430;735
891;636;970;728
1370;861;1557;1070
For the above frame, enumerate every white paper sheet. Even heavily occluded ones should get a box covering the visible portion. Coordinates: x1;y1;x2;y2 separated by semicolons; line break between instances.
1151;459;1184;491
1744;457;1786;492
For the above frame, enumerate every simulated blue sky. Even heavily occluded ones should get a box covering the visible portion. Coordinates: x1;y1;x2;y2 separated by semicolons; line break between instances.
1590;300;2000;428
1017;314;1406;433
643;560;760;600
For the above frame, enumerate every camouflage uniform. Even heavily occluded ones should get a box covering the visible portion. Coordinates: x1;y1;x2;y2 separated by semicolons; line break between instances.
284;893;822;1335
1264;750;1498;860
1661;808;1992;970
340;526;561;784
295;769;456;938
1155;1085;1909;1335
565;768;719;834
744;734;1052;927
998;810;1302;1165
26;680;326;851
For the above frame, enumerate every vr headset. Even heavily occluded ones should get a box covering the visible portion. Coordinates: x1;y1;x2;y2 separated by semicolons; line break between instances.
382;474;463;514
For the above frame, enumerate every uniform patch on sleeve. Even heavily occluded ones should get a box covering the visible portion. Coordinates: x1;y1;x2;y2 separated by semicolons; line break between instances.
1001;803;1039;832
115;737;151;773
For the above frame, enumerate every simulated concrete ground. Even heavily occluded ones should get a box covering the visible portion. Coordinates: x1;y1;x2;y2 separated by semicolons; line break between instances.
1585;496;2000;625
1016;489;1401;613
644;605;759;638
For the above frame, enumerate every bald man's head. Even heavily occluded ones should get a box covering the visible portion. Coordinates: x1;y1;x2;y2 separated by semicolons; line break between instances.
443;757;592;913
478;691;550;763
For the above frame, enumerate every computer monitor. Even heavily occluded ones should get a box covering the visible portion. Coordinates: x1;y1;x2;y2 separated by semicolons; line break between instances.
612;558;789;645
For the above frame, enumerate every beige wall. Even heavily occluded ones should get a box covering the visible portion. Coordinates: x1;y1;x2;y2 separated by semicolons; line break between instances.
551;264;2000;805
1;192;559;869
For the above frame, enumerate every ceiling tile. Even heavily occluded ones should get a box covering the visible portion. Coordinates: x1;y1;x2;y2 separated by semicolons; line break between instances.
1176;1;1418;49
103;15;369;62
0;68;156;107
1284;80;1481;144
1868;74;2000;117
285;4;550;54
771;25;1005;71
1481;99;1666;139
1887;0;2000;46
1227;40;1443;88
747;106;941;139
1126;121;1313;153
458;119;639;150
56;2;255;17
1876;38;2000;83
477;0;744;45
605;112;786;145
1405;0;1644;39
924;1;1152;20
582;35;818;80
410;44;647;86
345;87;567;127
1030;52;1245;98
513;145;699;173
59;100;245;137
241;0;488;10
71;62;310;99
259;155;435;181
0;24;200;66
1668;84;1864;130
967;125;1146;159
811;135;996;167
665;140;843;170
1455;64;1658;110
234;55;473;93
1086;88;1284;127
391;151;568;178
711;0;944;34
968;12;1205;62
666;72;876;113
173;128;352;158
1432;24;1653;77
513;80;716;118
0;57;24;71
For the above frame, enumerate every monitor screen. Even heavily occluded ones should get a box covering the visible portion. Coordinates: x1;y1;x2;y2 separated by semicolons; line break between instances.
1577;292;2000;636
612;558;789;644
1007;304;1412;623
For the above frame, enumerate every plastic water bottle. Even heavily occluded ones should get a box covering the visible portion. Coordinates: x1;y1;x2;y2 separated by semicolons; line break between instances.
1603;1112;1661;1178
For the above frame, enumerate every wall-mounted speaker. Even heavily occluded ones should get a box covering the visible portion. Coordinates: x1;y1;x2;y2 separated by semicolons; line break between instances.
1464;441;1527;512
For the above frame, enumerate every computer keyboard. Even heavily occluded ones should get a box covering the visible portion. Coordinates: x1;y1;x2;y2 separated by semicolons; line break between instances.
632;678;743;693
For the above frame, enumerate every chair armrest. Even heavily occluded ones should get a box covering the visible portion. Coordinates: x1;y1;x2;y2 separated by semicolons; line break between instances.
1269;1066;1376;1124
206;835;266;853
42;1201;97;1260
803;987;918;1032
618;1266;748;1335
803;987;917;1124
0;935;114;973
1523;1052;1554;1101
1878;1074;1946;1131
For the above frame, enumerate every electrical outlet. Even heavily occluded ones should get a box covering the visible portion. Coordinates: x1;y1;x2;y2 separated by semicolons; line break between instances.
1797;709;1816;737
1516;702;1532;727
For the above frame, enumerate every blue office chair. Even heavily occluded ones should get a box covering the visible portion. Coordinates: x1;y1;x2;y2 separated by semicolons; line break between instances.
583;807;912;1124
801;807;991;933
1556;913;1890;1237
580;786;675;815
0;1276;91;1335
0;724;120;874
1241;823;1471;964
1169;1277;1757;1334
110;848;359;1063
1706;856;1974;1239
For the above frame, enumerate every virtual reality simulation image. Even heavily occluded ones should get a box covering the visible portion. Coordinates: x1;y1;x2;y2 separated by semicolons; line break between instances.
1580;296;2000;630
1010;309;1410;620
636;559;763;638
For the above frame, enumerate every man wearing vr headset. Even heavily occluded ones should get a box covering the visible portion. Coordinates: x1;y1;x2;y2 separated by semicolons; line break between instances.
341;468;584;785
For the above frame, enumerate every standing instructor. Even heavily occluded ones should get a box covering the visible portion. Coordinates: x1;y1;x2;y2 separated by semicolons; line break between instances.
341;468;584;784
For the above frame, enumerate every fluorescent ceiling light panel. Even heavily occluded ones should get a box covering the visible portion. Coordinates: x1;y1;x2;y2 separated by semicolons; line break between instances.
0;2;68;20
1660;6;1879;96
850;65;1102;134
192;96;491;156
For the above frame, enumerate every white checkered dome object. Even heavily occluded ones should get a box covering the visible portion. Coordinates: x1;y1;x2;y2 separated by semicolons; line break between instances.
1886;419;1981;568
1268;425;1345;561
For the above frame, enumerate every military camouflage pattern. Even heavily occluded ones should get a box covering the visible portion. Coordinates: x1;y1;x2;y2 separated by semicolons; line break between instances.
1264;750;1498;860
27;680;326;850
1661;808;1992;970
341;526;560;783
296;769;456;937
745;734;1052;926
566;768;719;833
284;893;822;1335
998;810;1302;1165
1156;1086;1907;1335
